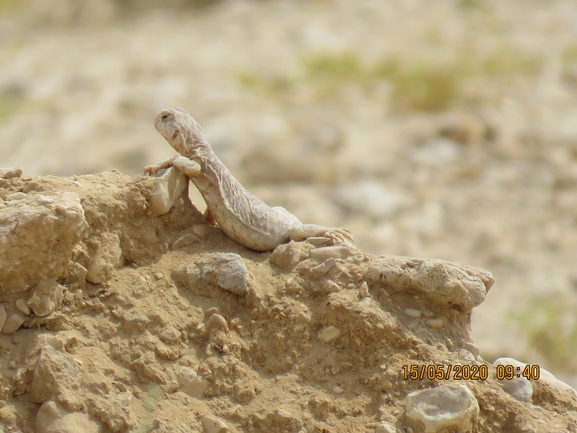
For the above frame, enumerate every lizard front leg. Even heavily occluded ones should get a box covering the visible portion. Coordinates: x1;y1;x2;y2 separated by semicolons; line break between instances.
144;156;177;176
171;156;201;178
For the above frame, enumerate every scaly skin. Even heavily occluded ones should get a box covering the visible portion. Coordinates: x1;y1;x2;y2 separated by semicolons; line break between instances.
145;107;353;252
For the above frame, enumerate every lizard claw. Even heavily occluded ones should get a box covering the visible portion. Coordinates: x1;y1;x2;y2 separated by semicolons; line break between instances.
144;157;176;176
324;228;355;244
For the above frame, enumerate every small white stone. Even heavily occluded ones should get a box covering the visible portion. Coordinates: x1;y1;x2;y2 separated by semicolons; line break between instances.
276;409;292;419
375;423;396;433
463;342;480;358
16;299;31;315
405;308;421;317
202;415;229;433
333;385;344;394
206;314;229;334
318;326;341;343
426;318;444;329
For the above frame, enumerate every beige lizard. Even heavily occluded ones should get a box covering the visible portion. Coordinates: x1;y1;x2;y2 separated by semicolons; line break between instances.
144;107;354;252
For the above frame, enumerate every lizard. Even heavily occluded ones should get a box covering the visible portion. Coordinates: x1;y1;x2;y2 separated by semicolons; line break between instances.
144;107;354;252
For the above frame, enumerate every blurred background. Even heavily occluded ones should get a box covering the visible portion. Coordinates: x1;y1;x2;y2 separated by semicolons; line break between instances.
1;0;577;386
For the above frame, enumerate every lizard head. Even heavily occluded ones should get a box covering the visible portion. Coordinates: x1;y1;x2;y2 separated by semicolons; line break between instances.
154;107;206;156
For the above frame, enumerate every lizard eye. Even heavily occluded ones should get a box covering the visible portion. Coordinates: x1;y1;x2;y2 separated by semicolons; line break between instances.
161;113;170;120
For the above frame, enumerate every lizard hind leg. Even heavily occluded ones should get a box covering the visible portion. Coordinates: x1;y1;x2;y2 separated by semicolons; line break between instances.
289;224;354;244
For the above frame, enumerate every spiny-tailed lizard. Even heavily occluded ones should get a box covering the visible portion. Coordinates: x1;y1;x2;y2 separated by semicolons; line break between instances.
144;107;353;252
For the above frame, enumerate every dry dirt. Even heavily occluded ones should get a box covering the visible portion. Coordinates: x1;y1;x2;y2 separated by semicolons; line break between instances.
2;0;577;431
0;171;576;433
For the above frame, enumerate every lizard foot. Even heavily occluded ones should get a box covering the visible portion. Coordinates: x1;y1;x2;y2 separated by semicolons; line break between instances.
144;156;177;176
324;228;355;244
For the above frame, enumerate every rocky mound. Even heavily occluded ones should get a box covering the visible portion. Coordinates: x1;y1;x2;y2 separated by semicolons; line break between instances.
0;170;575;433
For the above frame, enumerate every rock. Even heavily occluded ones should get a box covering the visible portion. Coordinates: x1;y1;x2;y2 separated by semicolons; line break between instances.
364;255;494;310
426;318;444;329
202;415;229;433
35;401;100;433
171;233;200;250
0;192;87;292
493;357;577;398
27;280;64;317
0;304;6;330
1;312;27;334
197;253;248;296
309;258;336;279
177;366;209;398
499;376;533;402
149;166;189;216
86;233;124;284
405;384;479;433
376;423;397;433
206;313;229;334
463;342;480;359
309;245;353;261
30;346;79;403
16;299;31;315
270;241;312;271
318;325;341;342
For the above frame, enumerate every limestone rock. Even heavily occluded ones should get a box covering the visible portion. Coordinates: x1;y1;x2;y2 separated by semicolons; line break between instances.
270;241;313;271
150;166;189;216
494;357;577;398
365;255;494;310
405;384;479;433
35;401;100;433
202;415;229;433
174;253;249;296
30;346;79;403
27;280;64;317
0;192;87;292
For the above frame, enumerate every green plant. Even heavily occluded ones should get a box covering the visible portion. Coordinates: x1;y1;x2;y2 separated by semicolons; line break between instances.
509;292;577;374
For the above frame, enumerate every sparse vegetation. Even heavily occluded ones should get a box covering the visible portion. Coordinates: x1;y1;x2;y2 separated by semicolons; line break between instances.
510;292;577;374
236;44;542;113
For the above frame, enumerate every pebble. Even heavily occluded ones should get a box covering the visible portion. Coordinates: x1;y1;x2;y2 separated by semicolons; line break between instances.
1;313;27;334
206;314;229;334
16;299;31;315
405;308;421;317
426;318;444;329
27;280;64;317
332;385;344;394
201;415;229;433
498;376;533;402
171;233;200;250
318;326;341;343
463;342;480;358
375;423;396;433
